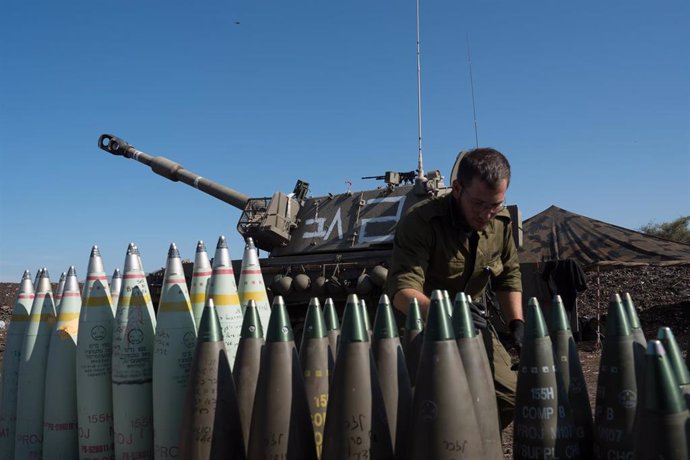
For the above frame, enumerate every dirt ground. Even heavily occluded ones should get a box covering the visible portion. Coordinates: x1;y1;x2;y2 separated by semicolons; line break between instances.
1;266;688;459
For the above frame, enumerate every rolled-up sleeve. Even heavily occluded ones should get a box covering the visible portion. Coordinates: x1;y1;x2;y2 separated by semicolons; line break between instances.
493;221;522;292
386;210;433;298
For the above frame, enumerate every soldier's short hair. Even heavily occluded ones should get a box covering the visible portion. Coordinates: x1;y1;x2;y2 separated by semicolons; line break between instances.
457;147;511;189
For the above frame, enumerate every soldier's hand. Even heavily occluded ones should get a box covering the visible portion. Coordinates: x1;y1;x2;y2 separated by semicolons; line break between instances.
469;302;488;331
508;319;525;352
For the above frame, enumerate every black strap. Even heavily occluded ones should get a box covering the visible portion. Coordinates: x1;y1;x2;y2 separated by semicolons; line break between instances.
459;231;479;292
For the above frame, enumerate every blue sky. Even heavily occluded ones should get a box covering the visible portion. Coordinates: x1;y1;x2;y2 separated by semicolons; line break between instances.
1;0;688;282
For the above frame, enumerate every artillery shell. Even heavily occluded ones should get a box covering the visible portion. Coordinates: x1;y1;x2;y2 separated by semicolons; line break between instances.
233;299;264;454
238;237;272;333
190;240;212;331
371;293;412;458
43;266;81;459
110;269;122;311
323;297;340;363
247;296;317;460
0;270;34;459
657;327;690;407
178;298;245;459
152;244;197;459
402;297;424;386
111;244;156;460
452;292;502;460
76;246;115;459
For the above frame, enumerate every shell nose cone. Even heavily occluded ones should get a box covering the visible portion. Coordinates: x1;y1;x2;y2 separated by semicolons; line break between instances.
196;240;207;252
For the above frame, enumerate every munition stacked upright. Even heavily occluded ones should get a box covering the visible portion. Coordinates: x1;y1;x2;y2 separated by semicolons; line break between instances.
0;270;33;459
299;298;332;458
549;295;593;457
15;268;57;459
635;340;689;460
323;298;340;362
247;296;317;460
402;297;424;386
622;292;647;392
110;269;122;309
179;298;245;459
322;294;393;460
190;241;212;330
43;266;82;458
152;243;197;458
513;297;578;460
371;293;412;458
410;290;484;459
76;246;115;458
233;299;264;453
452;292;502;460
237;237;272;331
112;244;156;459
360;299;373;342
594;294;637;459
207;236;244;368
657;327;690;406
55;271;67;311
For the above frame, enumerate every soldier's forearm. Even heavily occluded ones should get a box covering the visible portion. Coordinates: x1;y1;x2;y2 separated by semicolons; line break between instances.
393;288;431;318
497;290;523;323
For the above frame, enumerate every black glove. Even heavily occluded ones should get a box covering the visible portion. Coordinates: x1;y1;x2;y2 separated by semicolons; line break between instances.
469;302;488;331
508;319;525;352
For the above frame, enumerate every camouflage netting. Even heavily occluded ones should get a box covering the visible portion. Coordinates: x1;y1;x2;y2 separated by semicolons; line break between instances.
519;206;690;267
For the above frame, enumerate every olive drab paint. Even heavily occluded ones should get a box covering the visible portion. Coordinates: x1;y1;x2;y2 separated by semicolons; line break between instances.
179;298;245;459
0;270;34;459
452;292;502;460
232;299;264;454
410;290;484;459
43;266;82;459
111;244;156;460
402;297;424;387
299;298;332;458
76;246;115;459
657;327;690;407
152;244;197;459
15;268;56;459
323;298;340;363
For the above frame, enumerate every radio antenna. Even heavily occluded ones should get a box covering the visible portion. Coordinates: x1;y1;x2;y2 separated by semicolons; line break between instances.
415;0;424;179
466;33;479;148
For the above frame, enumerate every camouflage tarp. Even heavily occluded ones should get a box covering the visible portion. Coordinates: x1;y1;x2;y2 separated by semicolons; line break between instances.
518;206;690;268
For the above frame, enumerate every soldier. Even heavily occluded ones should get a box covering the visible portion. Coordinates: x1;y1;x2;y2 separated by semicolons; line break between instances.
387;147;523;429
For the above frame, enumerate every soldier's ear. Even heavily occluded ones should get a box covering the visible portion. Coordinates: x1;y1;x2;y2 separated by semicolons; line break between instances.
451;179;461;199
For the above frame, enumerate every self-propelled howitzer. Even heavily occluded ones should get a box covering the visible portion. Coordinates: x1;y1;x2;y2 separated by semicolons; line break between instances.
97;134;521;312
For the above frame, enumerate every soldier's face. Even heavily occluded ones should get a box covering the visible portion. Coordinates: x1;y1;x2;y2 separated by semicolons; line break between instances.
452;178;508;231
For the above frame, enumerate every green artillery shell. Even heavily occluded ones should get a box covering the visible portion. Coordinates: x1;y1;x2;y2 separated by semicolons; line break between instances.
247;296;317;460
207;235;244;369
371;294;412;458
43;266;81;459
442;290;452;318
15;268;56;459
190;240;212;331
593;294;637;459
112;244;156;460
110;269;122;312
622;292;647;393
452;292;502;460
153;244;197;459
299;297;331;458
238;237;272;332
402;297;424;387
635;340;689;460
514;298;579;460
77;246;115;459
322;294;393;460
360;299;373;343
0;270;33;459
549;295;593;458
233;299;264;454
410;290;484;459
179;298;246;459
323;297;340;363
657;327;690;407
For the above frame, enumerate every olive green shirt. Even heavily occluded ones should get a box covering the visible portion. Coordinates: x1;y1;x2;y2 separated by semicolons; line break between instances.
387;193;522;302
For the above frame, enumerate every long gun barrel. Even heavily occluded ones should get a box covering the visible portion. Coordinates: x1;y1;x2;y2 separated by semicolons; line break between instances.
98;134;250;210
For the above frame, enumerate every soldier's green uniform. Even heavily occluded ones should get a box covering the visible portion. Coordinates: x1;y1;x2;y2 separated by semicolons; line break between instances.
387;193;522;429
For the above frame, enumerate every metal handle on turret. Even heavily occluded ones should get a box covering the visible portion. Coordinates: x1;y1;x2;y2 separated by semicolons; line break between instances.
97;133;250;210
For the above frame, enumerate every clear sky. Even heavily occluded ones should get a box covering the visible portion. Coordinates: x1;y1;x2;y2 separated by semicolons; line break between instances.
1;0;688;282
